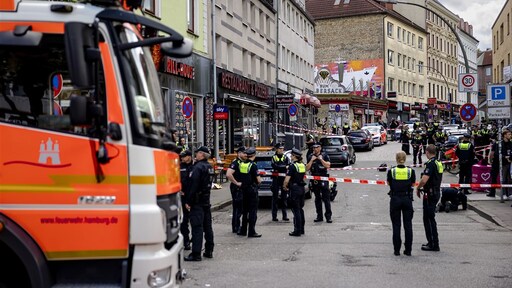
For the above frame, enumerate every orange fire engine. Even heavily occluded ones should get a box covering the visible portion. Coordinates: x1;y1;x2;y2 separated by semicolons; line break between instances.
0;0;192;287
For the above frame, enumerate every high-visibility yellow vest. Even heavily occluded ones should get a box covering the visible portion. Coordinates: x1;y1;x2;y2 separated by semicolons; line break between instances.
391;167;412;180
239;162;253;174
294;163;306;173
459;143;470;150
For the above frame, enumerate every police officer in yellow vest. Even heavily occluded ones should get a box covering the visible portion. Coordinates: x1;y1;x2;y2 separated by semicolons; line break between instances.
387;151;416;256
271;143;291;221
455;133;475;195
236;147;262;238
416;144;443;252
411;130;423;165
283;148;307;237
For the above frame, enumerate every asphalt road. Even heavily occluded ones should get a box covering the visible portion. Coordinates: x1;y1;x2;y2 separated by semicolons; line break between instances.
182;142;512;288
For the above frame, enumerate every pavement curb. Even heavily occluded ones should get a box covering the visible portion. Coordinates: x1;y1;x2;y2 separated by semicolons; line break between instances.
211;199;232;212
467;201;512;231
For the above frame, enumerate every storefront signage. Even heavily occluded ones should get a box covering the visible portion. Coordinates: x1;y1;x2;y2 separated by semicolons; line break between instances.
427;97;437;105
276;94;294;109
403;103;410;111
374;110;383;116
213;104;229;120
163;57;195;79
388;101;397;109
220;71;270;99
328;104;349;111
354;108;364;114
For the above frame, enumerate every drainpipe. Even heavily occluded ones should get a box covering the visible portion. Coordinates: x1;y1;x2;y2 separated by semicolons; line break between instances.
212;0;219;159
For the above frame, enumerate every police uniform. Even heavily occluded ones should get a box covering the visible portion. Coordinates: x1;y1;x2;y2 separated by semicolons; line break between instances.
421;156;443;251
455;137;475;194
307;143;332;222
185;146;215;261
439;187;467;213
387;165;416;255
342;124;350;135
427;125;435;145
238;148;262;237
179;150;193;250
271;143;290;221
411;132;423;165
433;130;446;145
401;129;411;155
305;133;315;160
229;147;245;233
287;149;307;236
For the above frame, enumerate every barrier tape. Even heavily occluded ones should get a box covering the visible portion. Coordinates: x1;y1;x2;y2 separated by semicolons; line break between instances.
272;122;337;136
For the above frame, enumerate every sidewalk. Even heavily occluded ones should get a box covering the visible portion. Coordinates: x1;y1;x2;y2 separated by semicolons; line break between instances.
210;183;232;212
466;192;512;231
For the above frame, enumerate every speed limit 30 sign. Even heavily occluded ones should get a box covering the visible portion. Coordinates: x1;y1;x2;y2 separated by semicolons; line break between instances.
458;73;478;92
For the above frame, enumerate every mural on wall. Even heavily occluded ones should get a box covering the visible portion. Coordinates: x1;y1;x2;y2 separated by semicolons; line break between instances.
314;59;385;97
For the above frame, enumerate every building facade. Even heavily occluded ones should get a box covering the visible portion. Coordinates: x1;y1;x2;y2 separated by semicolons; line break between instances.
425;0;459;122
456;19;479;108
492;0;512;84
477;49;493;120
214;0;276;153
276;0;316;133
307;0;427;127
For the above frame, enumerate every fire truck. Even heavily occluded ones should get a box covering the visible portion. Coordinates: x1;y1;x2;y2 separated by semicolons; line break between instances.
0;0;192;287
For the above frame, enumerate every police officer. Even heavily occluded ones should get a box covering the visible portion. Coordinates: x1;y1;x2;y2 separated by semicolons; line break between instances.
426;123;435;146
226;146;247;233
184;146;215;261
237;147;262;237
283;148;307;236
387;151;416;256
271;143;290;222
179;150;194;250
400;125;411;155
416;144;443;252
307;142;332;223
305;133;315;160
342;122;350;135
438;187;467;213
411;130;423;165
433;127;447;145
455;133;475;195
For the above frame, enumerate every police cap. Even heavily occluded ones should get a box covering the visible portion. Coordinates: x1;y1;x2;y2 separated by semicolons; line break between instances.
180;150;192;157
195;146;211;154
291;148;302;157
236;146;246;153
463;133;471;138
245;147;256;156
312;142;321;148
274;142;285;149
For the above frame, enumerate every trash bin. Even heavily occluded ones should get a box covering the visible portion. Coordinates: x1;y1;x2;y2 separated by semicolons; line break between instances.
284;132;304;151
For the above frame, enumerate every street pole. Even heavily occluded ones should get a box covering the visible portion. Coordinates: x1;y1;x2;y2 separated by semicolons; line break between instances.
211;0;219;159
498;120;504;203
379;0;471;104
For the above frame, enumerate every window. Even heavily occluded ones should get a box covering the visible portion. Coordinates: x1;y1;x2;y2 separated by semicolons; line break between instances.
388;50;394;65
398;80;402;93
419;85;424;98
418;37;423;49
397;53;402;68
412;84;416;96
187;0;195;32
387;22;394;37
397;27;401;41
412;59;416;72
388;78;395;91
144;0;160;16
508;13;510;35
402;30;406;41
412;34;415;47
407;31;411;44
407;57;411;70
418;61;424;73
403;81;406;95
500;23;504;43
408;83;411;95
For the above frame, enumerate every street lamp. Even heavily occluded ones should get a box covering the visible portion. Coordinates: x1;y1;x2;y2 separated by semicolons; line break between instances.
377;0;471;104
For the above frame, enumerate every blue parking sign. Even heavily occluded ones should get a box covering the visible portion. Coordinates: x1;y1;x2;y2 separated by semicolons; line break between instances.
487;84;510;107
491;86;506;100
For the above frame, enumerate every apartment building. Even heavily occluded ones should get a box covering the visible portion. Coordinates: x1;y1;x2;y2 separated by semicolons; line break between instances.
492;0;512;84
477;49;493;120
456;19;479;107
276;0;316;129
307;0;426;125
425;0;459;121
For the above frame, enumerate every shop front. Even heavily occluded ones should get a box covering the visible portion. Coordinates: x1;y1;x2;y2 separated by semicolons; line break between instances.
411;102;428;122
217;69;274;154
158;53;212;150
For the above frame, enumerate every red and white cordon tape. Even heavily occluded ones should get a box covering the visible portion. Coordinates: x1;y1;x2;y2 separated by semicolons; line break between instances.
253;170;512;188
271;122;337;136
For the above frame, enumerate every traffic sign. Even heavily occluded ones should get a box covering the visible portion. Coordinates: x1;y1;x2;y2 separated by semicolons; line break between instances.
487;84;510;107
335;104;341;112
288;104;298;117
458;73;478;92
182;96;194;119
52;73;63;98
488;107;511;119
459;103;477;122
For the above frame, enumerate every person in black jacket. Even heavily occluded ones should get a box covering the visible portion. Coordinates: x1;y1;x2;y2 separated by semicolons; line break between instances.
410;130;423;165
307;142;332;223
271;143;290;221
283;148;307;236
455;134;475;195
226;146;247;233
179;150;194;251
400;126;411;155
184;146;215;261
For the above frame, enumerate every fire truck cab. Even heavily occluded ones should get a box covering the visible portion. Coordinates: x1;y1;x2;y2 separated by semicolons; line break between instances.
0;1;191;287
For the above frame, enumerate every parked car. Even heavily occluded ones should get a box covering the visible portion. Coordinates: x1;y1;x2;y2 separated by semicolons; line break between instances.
444;135;462;150
347;130;374;151
256;150;311;199
442;124;460;134
362;125;387;146
319;136;356;166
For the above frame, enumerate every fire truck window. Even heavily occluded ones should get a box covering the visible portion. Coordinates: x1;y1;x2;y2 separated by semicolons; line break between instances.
0;34;106;136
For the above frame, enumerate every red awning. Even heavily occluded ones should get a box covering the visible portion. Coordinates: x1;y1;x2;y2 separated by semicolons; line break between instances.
299;94;321;108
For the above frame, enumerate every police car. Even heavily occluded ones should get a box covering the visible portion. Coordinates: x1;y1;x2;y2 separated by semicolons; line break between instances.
254;150;311;199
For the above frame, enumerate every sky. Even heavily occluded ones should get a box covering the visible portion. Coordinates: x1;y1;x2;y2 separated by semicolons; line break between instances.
439;0;508;50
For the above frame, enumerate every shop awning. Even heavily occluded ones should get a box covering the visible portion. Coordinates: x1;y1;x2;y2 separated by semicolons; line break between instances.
225;94;270;109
